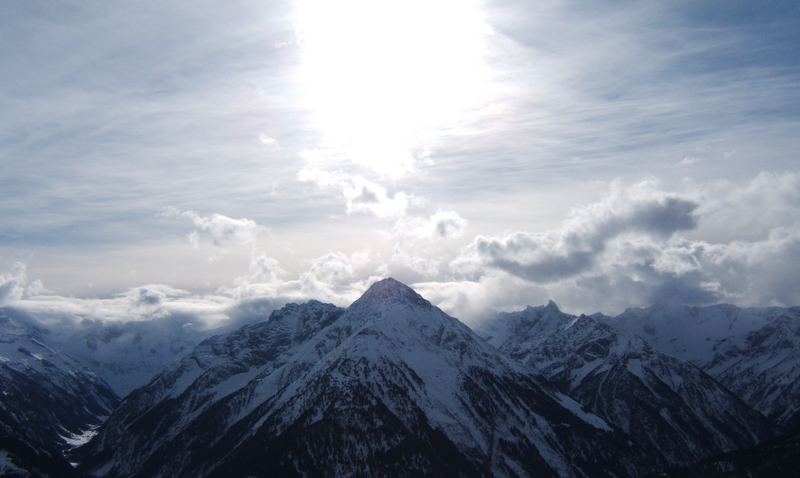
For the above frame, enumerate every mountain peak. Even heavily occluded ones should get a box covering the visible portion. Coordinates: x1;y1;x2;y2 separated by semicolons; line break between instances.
354;278;430;308
525;300;562;315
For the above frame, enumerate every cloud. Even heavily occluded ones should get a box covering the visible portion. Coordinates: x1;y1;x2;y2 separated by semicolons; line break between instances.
423;227;800;320
413;273;548;324
552;224;800;314
432;211;468;238
135;286;167;306
469;180;698;282
258;134;279;147
430;171;800;316
297;167;410;218
0;262;47;306
679;155;702;166
0;262;27;305
5;278;233;329
162;209;259;248
696;171;800;242
695;225;800;306
395;211;468;239
213;250;383;311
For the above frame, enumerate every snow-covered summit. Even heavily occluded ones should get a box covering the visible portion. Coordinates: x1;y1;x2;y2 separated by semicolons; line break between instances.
478;301;573;360
528;299;562;314
350;277;432;310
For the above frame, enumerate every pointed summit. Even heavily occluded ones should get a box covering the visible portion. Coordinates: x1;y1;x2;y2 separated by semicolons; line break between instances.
353;277;431;308
545;299;560;312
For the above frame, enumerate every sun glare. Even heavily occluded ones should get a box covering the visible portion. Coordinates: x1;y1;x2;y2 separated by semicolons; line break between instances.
296;0;491;178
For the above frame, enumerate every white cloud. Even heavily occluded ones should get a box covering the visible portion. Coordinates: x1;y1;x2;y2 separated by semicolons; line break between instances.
413;273;547;324
297;167;410;218
468;180;698;283
395;211;468;239
696;171;800;242
258;134;279;147
7;278;233;329
218;249;379;308
0;262;28;305
6;166;800;325
679;155;702;166
432;172;800;316
162;209;259;249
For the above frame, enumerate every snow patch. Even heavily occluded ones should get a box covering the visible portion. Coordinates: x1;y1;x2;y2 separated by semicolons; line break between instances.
626;358;645;379
61;426;99;447
555;392;613;431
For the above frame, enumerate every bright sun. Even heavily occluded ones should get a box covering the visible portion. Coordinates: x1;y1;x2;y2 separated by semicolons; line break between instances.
296;0;491;178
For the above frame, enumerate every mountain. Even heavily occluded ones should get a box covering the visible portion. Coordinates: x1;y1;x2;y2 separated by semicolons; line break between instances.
55;315;213;397
0;307;119;476
608;304;800;429
76;279;655;477
0;299;268;398
478;303;773;465
664;427;800;478
0;434;80;478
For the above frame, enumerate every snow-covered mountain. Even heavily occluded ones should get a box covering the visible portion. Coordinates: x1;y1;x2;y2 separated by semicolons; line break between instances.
0;307;119;474
76;279;655;477
478;303;773;465
608;304;800;429
0;303;262;398
55;315;212;397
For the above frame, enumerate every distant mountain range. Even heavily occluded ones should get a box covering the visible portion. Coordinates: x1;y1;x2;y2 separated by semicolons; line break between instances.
1;279;797;477
478;303;773;466
607;304;800;430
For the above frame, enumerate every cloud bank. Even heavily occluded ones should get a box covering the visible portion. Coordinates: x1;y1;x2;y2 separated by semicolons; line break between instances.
4;172;799;326
468;182;698;282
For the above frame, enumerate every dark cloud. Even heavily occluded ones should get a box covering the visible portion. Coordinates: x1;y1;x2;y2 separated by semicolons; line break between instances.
472;183;698;282
432;211;468;239
136;287;165;306
353;186;379;205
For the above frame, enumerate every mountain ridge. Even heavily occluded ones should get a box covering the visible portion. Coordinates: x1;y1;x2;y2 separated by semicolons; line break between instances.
2;280;798;476
75;278;655;477
478;304;775;465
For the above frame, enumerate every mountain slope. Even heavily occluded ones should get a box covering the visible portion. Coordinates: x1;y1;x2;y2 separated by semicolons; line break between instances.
0;307;119;476
0;432;80;478
479;303;773;465
665;427;800;478
77;279;654;477
45;313;225;397
609;304;800;428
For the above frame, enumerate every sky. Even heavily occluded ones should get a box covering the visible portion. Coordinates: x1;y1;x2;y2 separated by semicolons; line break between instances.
1;0;799;324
